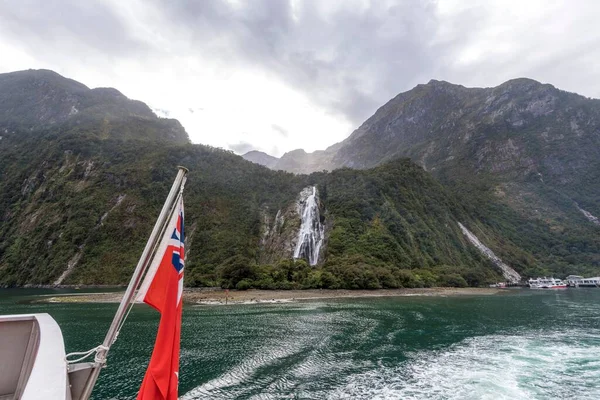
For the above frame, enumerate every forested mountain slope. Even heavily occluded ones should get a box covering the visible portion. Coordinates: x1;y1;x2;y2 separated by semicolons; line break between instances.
244;79;600;279
1;70;598;288
250;79;600;223
1;126;516;288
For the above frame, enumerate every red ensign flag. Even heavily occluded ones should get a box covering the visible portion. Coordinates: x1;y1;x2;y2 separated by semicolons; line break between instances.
136;197;185;400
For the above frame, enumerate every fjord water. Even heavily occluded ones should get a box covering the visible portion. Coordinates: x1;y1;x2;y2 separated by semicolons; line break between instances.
2;289;600;399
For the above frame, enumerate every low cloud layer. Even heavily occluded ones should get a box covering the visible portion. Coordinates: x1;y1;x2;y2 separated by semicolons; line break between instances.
1;0;599;156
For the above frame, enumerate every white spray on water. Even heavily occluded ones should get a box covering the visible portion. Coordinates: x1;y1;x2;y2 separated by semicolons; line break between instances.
293;186;324;266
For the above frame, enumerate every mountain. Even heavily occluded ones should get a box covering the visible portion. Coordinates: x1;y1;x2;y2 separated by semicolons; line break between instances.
330;78;600;182
333;79;600;228
0;69;188;144
242;149;335;174
255;78;600;275
0;70;598;289
273;149;336;174
269;78;600;180
242;150;279;169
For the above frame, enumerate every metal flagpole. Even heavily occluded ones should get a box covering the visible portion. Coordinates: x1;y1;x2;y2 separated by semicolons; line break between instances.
78;166;189;400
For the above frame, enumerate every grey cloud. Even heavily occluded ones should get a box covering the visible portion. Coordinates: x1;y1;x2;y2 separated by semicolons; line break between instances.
269;145;280;157
3;0;599;134
150;0;443;125
0;0;148;60
150;0;600;124
152;107;171;117
271;124;288;137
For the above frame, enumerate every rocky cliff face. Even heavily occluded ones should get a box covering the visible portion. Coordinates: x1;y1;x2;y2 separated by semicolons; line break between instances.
458;222;521;283
259;205;300;265
330;78;600;183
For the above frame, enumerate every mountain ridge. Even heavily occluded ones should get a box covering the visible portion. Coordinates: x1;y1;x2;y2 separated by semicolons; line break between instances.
245;77;599;177
0;69;189;144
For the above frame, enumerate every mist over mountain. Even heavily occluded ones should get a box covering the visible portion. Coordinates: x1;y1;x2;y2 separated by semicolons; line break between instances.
1;70;598;289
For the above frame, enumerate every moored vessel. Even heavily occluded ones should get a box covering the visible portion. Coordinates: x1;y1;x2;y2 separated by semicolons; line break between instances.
565;275;600;287
528;277;567;289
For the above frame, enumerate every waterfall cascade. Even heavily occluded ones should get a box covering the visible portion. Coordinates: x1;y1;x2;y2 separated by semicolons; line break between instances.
458;222;521;283
293;186;324;266
575;203;600;226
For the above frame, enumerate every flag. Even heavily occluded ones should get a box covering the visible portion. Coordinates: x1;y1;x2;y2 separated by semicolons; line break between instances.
136;197;184;400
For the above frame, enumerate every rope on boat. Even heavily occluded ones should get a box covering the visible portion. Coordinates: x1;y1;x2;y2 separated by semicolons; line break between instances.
64;298;135;365
64;297;136;365
113;296;136;344
65;344;110;364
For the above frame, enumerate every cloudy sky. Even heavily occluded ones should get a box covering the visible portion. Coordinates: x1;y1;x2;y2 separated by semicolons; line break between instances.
1;0;599;156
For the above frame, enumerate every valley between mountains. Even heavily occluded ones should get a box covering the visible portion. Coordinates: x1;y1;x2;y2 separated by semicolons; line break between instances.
1;69;598;289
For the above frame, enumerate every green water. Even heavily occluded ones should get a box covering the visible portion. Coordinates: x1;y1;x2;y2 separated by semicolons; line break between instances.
1;289;600;399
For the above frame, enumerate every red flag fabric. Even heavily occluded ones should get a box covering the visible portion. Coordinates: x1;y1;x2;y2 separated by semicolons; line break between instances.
136;198;184;400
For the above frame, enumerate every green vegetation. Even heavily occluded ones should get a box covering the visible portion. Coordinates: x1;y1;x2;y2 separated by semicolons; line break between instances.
1;70;599;289
0;128;303;286
2;127;598;288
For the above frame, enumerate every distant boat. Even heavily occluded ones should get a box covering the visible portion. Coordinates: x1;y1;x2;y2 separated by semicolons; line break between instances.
528;277;567;289
489;282;507;288
565;275;600;288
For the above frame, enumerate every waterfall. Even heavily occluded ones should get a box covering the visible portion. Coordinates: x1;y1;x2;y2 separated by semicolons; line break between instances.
458;222;521;283
575;203;600;226
293;186;324;266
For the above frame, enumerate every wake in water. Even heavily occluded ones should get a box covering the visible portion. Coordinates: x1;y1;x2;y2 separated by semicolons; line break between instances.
177;294;600;400
180;303;377;400
331;331;600;400
180;306;352;399
181;327;600;399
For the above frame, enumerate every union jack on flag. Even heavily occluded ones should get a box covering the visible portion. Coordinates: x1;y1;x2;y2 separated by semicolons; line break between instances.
136;196;185;400
170;204;185;305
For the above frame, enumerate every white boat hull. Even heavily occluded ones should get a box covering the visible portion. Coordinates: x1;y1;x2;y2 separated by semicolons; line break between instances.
528;277;568;289
0;314;70;400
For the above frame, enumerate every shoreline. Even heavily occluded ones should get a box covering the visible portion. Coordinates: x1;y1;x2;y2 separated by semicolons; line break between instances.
36;287;506;304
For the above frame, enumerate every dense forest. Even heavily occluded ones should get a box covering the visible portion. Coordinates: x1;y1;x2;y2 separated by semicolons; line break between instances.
2;127;599;289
